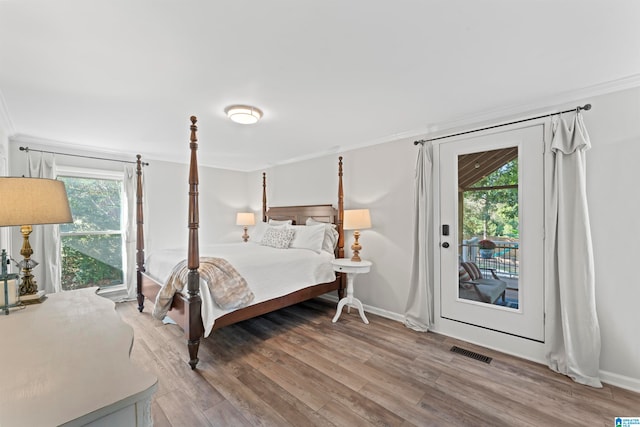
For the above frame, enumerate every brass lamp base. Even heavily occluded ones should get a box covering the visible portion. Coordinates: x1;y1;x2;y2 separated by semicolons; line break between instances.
242;226;250;243
350;230;362;262
20;290;46;305
19;225;39;296
19;273;38;296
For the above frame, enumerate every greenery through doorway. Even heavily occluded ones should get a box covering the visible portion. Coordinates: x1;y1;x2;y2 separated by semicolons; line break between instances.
458;148;520;306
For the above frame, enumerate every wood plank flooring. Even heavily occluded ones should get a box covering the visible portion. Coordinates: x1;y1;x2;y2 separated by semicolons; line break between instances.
115;299;639;426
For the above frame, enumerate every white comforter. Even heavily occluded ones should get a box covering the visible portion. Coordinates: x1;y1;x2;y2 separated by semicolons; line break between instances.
146;243;336;336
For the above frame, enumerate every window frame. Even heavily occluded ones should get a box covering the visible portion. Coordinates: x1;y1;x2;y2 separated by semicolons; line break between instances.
56;166;127;293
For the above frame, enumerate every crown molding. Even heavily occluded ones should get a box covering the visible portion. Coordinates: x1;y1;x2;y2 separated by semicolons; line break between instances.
254;73;640;170
353;73;640;148
416;73;640;142
9;133;139;163
5;74;640;173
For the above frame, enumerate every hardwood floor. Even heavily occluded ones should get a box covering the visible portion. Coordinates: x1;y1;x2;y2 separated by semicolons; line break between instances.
116;299;639;426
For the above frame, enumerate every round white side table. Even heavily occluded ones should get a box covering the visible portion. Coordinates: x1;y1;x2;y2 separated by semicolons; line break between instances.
331;258;372;324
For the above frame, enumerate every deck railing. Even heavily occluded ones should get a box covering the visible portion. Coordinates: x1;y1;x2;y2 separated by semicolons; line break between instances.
460;241;519;278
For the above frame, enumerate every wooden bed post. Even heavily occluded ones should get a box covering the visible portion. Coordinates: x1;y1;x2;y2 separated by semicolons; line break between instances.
136;155;146;312
262;172;267;222
337;156;346;298
186;116;204;369
337;156;344;259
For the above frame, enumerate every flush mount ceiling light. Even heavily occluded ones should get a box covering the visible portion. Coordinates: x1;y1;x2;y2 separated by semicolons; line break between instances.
224;105;263;124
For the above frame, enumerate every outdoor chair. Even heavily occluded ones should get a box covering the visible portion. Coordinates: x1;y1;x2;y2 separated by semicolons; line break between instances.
459;261;507;304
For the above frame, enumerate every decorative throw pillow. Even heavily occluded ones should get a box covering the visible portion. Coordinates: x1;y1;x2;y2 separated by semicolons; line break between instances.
458;265;474;290
461;262;483;281
251;222;284;242
260;227;295;249
459;265;472;282
306;217;339;253
288;224;325;254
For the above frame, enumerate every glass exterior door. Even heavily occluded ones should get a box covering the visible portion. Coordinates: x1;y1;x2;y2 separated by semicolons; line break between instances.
439;125;544;341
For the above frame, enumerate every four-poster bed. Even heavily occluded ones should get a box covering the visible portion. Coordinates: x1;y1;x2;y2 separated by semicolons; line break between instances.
135;116;346;369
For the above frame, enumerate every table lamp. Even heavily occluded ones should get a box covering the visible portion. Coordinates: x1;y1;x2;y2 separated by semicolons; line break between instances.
0;177;73;298
343;209;372;262
236;212;255;242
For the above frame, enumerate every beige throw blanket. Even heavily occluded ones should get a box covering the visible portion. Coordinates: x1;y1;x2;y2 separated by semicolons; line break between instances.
152;257;254;320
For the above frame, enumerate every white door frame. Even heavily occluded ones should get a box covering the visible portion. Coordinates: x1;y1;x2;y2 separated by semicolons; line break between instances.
431;121;553;362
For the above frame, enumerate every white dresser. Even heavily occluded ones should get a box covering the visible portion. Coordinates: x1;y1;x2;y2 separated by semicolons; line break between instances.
0;288;157;427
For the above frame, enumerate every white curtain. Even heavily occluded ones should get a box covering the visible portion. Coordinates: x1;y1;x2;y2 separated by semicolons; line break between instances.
546;112;602;387
404;141;435;331
27;152;63;294
0;143;9;252
123;164;137;300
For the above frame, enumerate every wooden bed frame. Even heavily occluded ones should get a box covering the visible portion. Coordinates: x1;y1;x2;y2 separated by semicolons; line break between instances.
135;116;346;369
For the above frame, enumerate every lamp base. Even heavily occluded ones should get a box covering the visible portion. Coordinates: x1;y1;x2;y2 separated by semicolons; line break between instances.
350;231;362;262
19;272;38;296
20;290;46;305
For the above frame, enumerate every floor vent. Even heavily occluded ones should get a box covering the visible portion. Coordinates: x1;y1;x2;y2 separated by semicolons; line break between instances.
450;346;492;364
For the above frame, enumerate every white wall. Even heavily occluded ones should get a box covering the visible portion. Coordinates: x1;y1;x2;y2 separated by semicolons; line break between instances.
0;128;7;174
248;143;416;315
581;87;640;389
259;87;640;391
143;159;248;253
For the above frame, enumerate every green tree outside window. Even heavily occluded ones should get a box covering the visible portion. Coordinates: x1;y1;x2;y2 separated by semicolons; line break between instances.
59;176;124;290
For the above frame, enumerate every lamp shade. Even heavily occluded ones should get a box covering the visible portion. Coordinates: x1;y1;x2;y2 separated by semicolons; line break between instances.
0;177;73;226
343;209;371;230
236;212;256;226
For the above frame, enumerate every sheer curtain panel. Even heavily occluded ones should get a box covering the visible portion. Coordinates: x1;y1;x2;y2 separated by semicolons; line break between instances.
404;141;435;331
27;152;62;294
546;112;602;387
123;164;138;300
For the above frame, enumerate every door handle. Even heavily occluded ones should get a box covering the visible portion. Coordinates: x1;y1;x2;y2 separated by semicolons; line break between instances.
442;242;450;248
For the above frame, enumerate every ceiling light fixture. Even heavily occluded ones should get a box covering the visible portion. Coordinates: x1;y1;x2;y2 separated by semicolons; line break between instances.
224;105;263;125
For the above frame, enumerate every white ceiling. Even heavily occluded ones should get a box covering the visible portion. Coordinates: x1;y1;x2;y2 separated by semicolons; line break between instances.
1;1;640;171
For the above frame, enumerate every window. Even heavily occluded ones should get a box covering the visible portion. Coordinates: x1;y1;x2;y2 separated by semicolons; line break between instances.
58;170;125;291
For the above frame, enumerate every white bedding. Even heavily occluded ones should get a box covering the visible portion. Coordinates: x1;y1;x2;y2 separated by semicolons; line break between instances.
146;242;336;337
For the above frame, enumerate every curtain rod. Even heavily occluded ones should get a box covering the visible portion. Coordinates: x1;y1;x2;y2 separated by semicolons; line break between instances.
19;146;149;166
414;103;592;145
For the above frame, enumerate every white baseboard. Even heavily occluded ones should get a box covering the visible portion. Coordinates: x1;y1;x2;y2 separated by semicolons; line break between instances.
318;294;405;323
361;301;406;323
318;295;640;393
600;370;640;393
98;285;130;302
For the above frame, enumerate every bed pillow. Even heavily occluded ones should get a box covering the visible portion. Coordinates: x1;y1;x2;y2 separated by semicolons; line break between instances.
269;219;293;226
251;221;283;242
287;224;325;254
306;218;339;253
260;227;295;249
